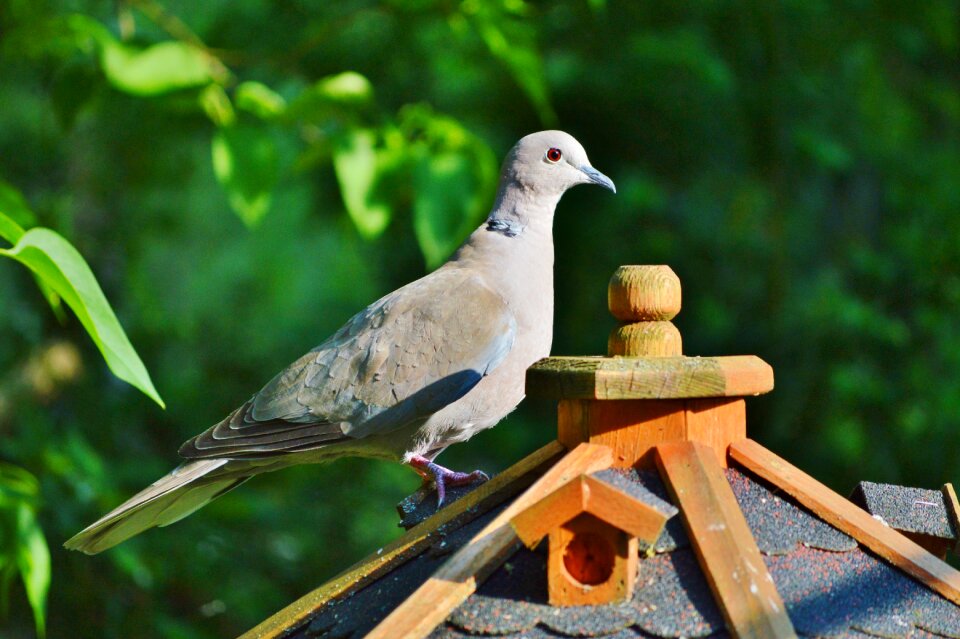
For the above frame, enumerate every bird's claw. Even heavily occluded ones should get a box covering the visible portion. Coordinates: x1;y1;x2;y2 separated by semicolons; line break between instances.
408;456;489;506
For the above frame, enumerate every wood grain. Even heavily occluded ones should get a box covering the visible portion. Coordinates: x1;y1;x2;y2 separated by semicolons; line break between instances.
558;399;687;468
583;474;669;541
548;514;637;606
510;477;584;548
527;355;774;400
364;443;614;639
608;265;681;322
730;439;960;607
684;398;746;468
941;483;960;554
510;474;669;547
608;321;683;357
656;441;796;639
236;440;565;639
557;398;746;469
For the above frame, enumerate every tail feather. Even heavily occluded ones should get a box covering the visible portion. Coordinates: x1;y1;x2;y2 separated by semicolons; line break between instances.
64;459;248;555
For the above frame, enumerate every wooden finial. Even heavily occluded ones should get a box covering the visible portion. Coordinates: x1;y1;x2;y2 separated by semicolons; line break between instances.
608;266;682;356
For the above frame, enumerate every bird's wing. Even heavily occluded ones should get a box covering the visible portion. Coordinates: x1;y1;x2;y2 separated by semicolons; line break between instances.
179;268;517;459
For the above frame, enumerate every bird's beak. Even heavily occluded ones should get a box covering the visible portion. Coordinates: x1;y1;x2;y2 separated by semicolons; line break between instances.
579;165;616;193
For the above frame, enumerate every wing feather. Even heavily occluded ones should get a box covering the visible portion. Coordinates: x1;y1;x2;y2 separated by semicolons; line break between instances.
179;268;516;459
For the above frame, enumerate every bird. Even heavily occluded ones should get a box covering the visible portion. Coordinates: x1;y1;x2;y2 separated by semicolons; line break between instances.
65;130;616;554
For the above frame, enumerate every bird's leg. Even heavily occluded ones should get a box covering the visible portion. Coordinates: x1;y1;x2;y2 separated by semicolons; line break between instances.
407;455;489;506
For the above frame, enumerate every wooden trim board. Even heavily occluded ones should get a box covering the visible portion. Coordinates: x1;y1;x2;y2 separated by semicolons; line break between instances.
526;355;773;400
656;441;796;639
236;440;565;639
730;439;960;607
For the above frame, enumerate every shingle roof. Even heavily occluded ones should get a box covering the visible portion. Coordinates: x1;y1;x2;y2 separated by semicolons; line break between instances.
849;481;958;541
286;466;960;639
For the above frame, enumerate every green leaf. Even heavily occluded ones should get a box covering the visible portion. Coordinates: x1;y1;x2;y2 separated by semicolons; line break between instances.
413;153;479;268
313;71;373;105
0;196;65;320
15;505;49;639
332;129;402;239
0;182;35;232
100;40;214;96
399;107;497;267
0;463;40;502
0;210;26;246
285;71;373;124
235;81;286;119
199;84;235;127
211;126;279;227
463;1;557;125
0;228;165;407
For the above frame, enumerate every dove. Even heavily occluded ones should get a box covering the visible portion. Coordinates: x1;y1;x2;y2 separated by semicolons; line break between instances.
65;130;615;554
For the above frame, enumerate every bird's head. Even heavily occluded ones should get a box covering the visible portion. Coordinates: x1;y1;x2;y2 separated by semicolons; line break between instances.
502;130;616;197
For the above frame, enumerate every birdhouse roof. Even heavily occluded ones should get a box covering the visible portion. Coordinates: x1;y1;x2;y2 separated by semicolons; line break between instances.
243;446;960;639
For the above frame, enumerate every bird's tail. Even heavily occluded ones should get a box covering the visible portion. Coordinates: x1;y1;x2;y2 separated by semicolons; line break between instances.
64;459;249;555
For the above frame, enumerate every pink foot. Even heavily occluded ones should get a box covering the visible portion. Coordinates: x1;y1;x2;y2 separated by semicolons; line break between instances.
408;455;489;506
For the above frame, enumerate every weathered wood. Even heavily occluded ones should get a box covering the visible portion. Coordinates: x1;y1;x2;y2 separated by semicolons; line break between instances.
608;321;683;357
364;443;613;639
730;439;960;607
582;474;669;541
608;265;681;322
684;398;746;468
548;514;637;606
511;477;584;548
941;483;960;553
527;355;774;400
236;440;565;639
656;441;796;639
510;474;669;547
557;398;745;469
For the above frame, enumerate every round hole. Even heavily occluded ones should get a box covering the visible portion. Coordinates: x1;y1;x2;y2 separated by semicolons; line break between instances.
562;532;614;585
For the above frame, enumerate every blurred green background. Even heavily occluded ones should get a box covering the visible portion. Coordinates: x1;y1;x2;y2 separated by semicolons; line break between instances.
2;0;959;636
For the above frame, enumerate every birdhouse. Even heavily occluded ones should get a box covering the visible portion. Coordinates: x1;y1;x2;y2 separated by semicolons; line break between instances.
241;265;960;639
509;469;675;605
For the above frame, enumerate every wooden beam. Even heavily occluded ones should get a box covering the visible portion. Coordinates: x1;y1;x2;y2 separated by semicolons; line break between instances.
656;441;796;639
510;473;669;547
557;398;745;469
730;439;960;607
941;483;960;554
526;355;774;401
236;440;565;639
510;477;585;548
582;474;669;542
364;443;614;639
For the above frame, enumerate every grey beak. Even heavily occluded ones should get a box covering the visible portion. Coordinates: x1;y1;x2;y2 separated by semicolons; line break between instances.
580;165;616;193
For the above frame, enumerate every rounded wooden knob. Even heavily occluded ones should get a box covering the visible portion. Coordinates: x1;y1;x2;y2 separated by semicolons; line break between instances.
608;265;681;322
608;321;683;357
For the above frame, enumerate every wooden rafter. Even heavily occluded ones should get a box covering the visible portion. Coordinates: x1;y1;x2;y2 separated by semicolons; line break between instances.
730;439;960;607
363;442;614;639
656;441;796;639
510;473;669;547
236;440;565;639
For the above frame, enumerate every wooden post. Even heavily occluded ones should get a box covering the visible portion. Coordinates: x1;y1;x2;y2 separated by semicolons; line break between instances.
528;265;773;469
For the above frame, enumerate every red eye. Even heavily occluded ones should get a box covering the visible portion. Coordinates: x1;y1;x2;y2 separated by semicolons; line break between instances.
546;147;562;163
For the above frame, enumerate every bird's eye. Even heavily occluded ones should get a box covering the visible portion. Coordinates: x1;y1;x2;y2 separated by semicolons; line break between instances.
546;147;562;163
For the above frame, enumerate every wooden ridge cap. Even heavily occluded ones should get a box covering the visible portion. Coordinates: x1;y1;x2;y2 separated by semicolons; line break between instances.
526;355;774;400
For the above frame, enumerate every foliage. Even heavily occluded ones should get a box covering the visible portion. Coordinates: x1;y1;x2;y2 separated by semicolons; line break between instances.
0;0;959;637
